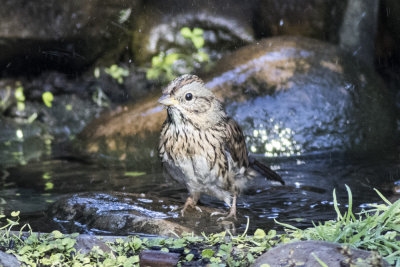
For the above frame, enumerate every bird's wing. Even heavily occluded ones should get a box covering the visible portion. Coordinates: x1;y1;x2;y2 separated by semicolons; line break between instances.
225;117;285;185
225;117;249;169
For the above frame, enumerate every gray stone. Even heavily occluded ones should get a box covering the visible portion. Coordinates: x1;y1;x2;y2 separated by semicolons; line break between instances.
0;251;21;267
48;192;235;236
74;235;112;254
139;250;180;267
252;241;389;267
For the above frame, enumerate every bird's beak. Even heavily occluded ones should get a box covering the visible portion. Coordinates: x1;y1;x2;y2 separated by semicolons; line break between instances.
158;94;179;106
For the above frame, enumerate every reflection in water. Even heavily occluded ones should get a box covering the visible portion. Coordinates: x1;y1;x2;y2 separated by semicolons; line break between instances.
1;152;398;235
250;122;302;157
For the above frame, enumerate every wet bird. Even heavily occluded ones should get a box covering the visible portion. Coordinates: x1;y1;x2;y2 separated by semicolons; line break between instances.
158;74;284;219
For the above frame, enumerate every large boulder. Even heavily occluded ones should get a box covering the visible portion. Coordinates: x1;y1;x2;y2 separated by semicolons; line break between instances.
76;36;396;162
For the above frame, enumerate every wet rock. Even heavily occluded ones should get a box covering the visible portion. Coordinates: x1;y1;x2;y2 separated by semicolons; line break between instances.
77;36;395;161
139;250;180;267
0;251;21;267
253;240;389;267
48;192;234;236
205;36;396;156
256;0;347;42
132;0;256;66
0;0;139;74
339;0;379;66
74;235;112;254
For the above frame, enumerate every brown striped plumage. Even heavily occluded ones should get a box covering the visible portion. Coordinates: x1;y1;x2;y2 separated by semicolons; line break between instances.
158;74;284;219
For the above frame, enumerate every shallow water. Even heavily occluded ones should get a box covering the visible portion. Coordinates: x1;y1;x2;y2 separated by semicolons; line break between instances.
1;149;398;235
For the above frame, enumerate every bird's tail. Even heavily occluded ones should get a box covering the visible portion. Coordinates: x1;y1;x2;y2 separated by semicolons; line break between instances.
249;157;285;185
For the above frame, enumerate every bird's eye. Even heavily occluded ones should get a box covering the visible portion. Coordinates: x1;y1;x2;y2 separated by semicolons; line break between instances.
185;93;193;101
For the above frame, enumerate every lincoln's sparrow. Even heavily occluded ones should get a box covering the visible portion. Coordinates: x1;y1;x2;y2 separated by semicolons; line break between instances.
158;74;284;219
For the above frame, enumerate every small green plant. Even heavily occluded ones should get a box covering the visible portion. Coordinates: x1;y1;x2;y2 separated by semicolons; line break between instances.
146;52;180;82
277;185;400;266
105;64;129;84
14;84;25;111
42;91;54;108
146;27;210;83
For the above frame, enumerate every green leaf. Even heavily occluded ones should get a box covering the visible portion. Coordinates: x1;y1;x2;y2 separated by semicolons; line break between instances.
164;53;180;65
192;36;205;49
132;237;142;250
124;171;146;177
17;101;25;111
180;27;192;38
52;230;63;239
201;249;215;258
254;229;266;239
247;253;255;263
192;28;204;36
11;211;20;217
195;51;209;62
152;54;164;67
15;86;25;102
45;182;54;191
42;92;54;108
146;68;161;80
333;188;342;220
185;253;194;261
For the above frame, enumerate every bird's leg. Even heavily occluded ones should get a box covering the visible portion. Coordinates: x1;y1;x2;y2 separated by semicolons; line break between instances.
224;194;237;220
211;194;237;221
181;194;202;217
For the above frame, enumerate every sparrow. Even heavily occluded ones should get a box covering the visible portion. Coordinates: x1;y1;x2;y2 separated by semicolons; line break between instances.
158;74;284;219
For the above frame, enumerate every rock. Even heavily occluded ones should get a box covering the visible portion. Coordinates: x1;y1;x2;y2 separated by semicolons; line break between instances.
252;240;389;267
339;0;379;66
205;36;396;156
77;36;395;161
0;0;140;74
256;0;347;42
132;0;256;66
0;251;21;267
139;250;180;267
48;192;235;236
74;235;112;254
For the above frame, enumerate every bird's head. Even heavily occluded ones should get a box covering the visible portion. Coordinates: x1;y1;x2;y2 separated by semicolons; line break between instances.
158;74;225;128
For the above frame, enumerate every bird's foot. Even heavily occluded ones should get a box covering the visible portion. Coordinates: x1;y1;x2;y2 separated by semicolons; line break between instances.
211;207;237;221
181;196;202;217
